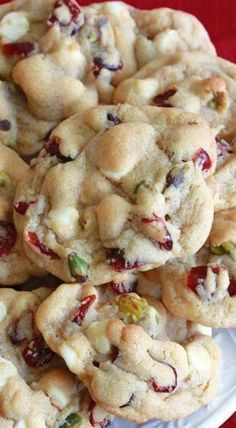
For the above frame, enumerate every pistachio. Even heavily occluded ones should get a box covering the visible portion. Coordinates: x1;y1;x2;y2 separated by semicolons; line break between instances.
60;413;81;428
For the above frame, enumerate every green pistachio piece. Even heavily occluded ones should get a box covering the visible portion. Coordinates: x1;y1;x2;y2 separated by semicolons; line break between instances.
210;241;234;256
60;413;81;428
88;31;97;44
0;171;9;188
68;253;90;278
134;180;146;195
117;294;148;322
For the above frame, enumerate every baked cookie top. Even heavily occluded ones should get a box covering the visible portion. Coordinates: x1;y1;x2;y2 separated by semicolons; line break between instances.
14;104;215;284
36;279;220;423
0;80;56;156
114;51;236;140
0;1;215;121
154;209;236;328
0;286;113;428
0;143;44;285
131;7;215;67
208;152;236;212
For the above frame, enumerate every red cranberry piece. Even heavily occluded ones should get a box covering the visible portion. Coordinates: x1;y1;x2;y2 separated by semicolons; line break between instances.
2;42;36;57
27;231;60;260
73;294;96;325
107;113;121;126
216;136;233;157
110;346;121;363
0;119;11;131
93;56;123;77
106;248;142;272
44;136;70;162
110;279;137;295
14;200;36;215
141;214;173;251
153;89;177;107
0;221;16;257
47;0;83;35
44;136;62;156
193;148;212;172
149;364;177;393
9;310;34;345
186;265;220;295
228;278;236;297
22;336;54;367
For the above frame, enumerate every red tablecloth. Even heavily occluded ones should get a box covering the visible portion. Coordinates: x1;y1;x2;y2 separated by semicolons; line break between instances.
79;1;235;427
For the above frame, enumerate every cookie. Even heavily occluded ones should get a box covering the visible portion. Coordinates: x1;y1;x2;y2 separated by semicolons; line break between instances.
154;209;236;328
0;287;113;427
114;51;236;140
14;104;215;284
208;153;236;212
131;7;216;67
36;280;220;423
1;1;216;120
0;143;45;285
0;80;56;156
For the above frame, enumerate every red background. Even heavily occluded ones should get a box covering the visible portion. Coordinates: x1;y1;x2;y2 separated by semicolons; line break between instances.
79;0;236;427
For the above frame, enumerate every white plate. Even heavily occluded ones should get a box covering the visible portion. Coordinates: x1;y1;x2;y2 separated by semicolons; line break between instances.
112;328;236;428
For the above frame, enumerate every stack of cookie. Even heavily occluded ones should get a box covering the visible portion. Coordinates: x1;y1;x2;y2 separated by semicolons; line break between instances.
0;1;235;426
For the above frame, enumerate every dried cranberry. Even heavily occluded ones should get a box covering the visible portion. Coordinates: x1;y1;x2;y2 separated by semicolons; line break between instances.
107;113;121;126
44;136;62;156
110;279;137;295
216;136;233;157
193;148;212;172
153;89;177;107
47;0;83;35
110;346;121;363
228;278;236;297
22;336;54;367
2;42;36;57
14;200;36;215
149;364;177;393
27;231;60;260
0;221;16;257
73;294;96;325
93;56;123;77
141;214;173;251
186;265;221;295
120;393;135;408
9;310;34;345
44;136;71;162
106;248;142;272
0;119;11;131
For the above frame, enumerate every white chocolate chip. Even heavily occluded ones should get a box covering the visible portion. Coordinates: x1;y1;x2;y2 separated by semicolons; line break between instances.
0;358;17;390
59;344;78;372
186;342;211;384
0;12;29;42
86;320;111;354
15;421;26;428
48;387;70;409
54;4;72;25
154;29;179;53
45;207;79;241
189;323;212;337
0;302;7;323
